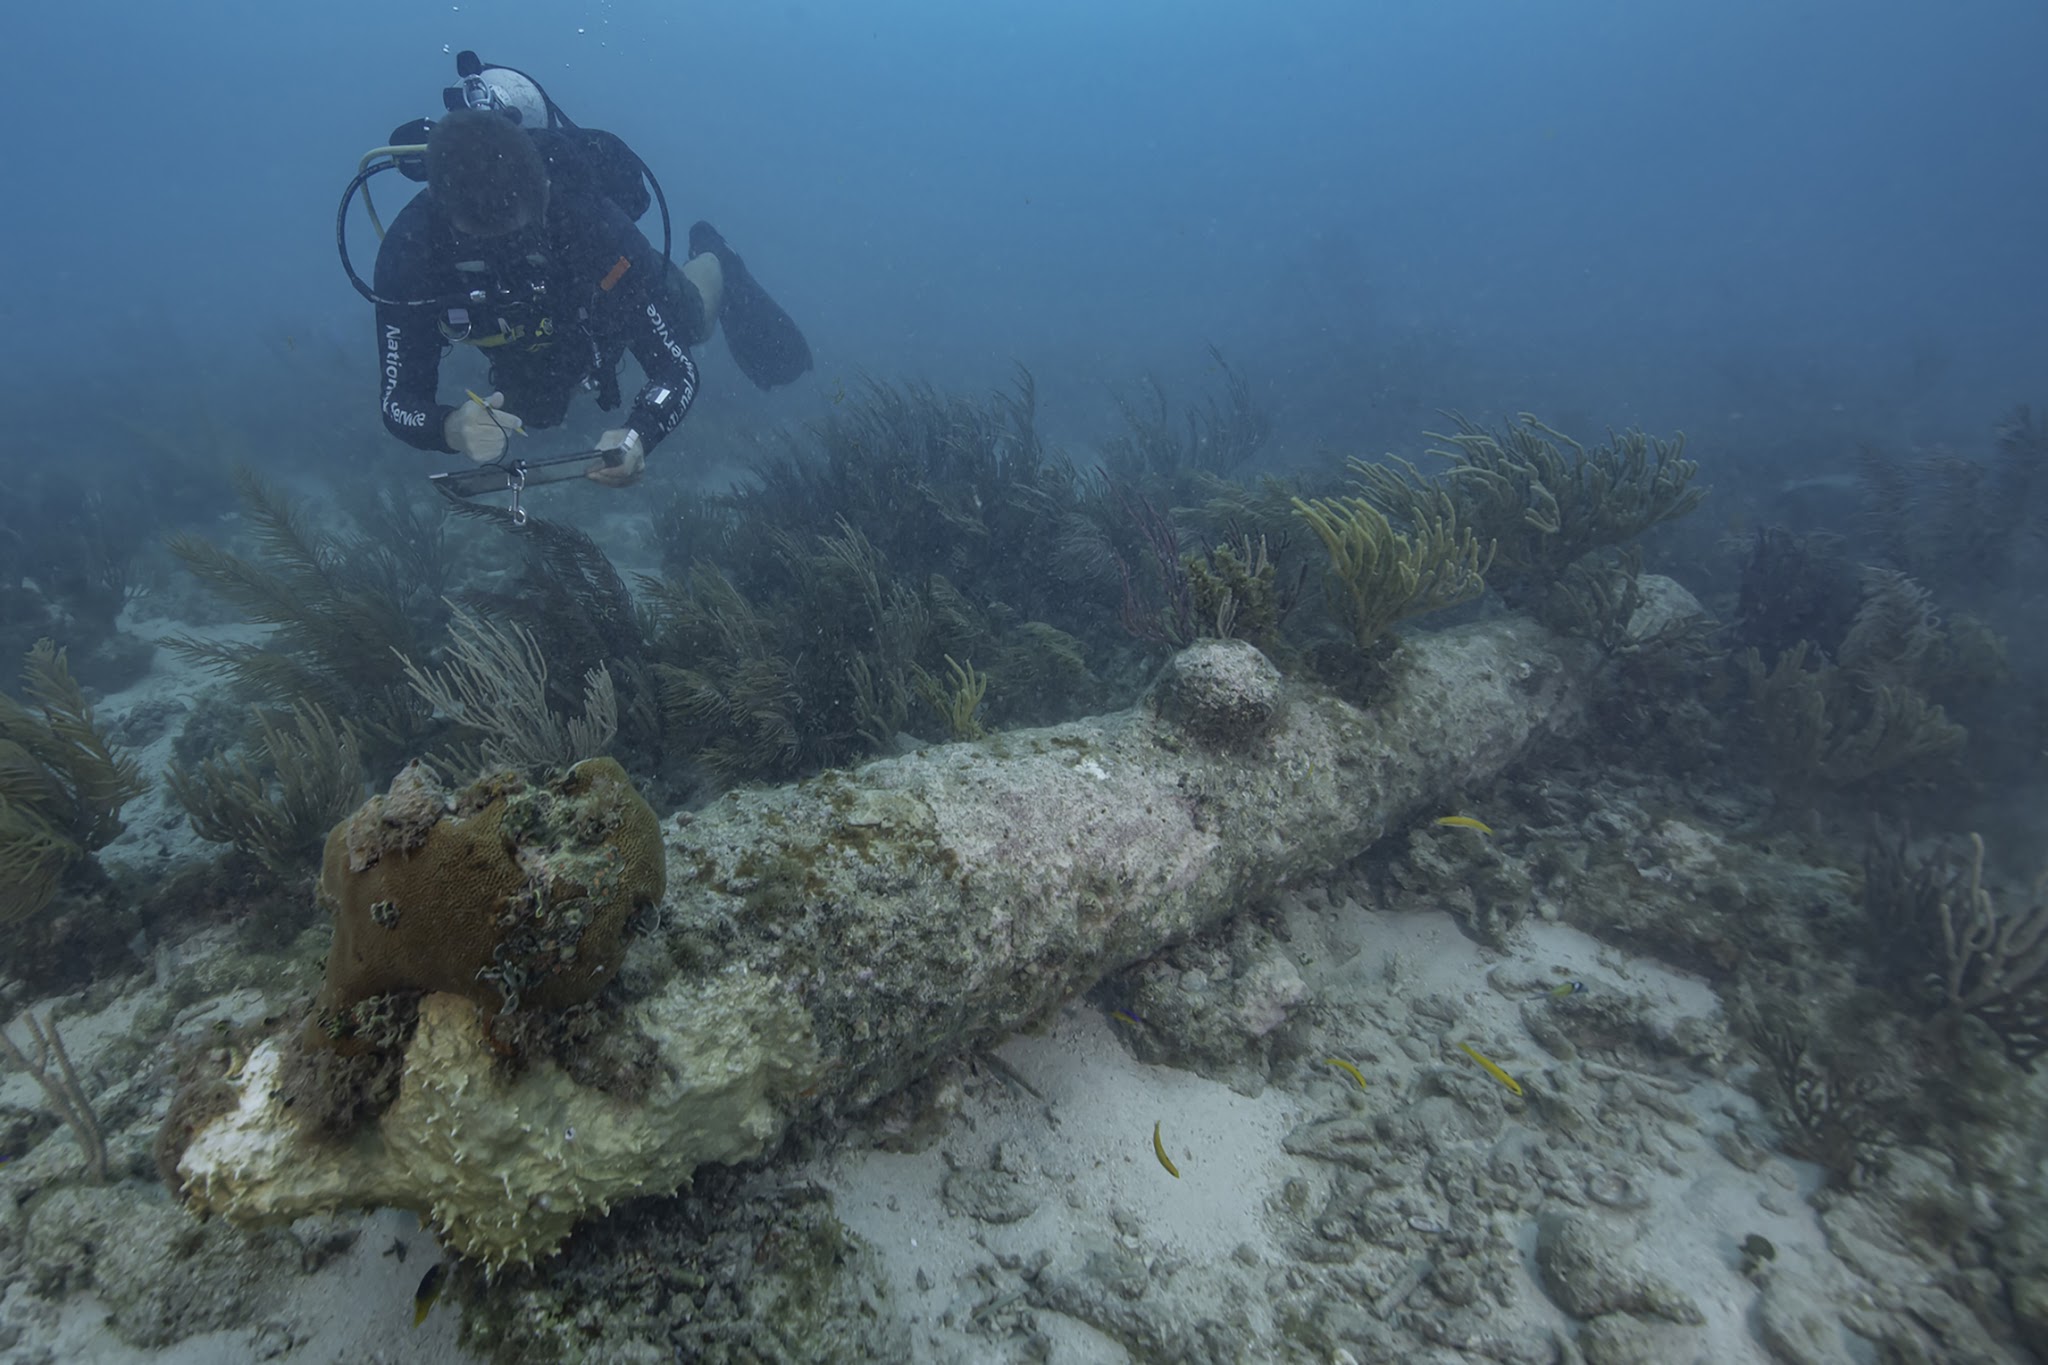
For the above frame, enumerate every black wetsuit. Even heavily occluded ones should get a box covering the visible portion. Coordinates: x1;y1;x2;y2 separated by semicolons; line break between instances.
373;148;697;457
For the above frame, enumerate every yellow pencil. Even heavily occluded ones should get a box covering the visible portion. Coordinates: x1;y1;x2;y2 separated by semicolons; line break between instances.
464;390;527;435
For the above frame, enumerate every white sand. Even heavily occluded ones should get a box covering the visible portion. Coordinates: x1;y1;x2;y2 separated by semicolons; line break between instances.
810;899;1832;1363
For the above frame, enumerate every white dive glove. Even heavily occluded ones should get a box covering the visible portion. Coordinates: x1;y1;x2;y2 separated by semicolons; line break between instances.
443;391;524;463
589;428;645;487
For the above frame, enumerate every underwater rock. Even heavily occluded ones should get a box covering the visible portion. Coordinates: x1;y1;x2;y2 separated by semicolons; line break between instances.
1113;913;1308;1095
1033;1242;1264;1364
941;1165;1040;1225
1534;1211;1703;1325
109;696;185;749
1754;1266;1859;1365
1622;572;1709;644
2013;1272;2048;1361
25;1184;290;1348
1391;824;1537;948
1145;636;1285;747
172;617;1597;1266
1577;1311;1707;1365
1817;1195;2019;1362
69;631;155;695
460;1169;909;1363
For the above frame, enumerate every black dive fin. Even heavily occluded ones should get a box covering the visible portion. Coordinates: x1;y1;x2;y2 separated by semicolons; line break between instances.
690;221;813;390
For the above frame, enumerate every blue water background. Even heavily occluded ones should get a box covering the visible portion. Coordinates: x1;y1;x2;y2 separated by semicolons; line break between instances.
3;0;2044;469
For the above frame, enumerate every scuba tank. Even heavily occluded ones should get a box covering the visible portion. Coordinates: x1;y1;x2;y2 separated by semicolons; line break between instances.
398;53;655;223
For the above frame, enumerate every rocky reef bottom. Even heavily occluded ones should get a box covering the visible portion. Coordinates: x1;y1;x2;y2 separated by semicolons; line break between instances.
3;739;2043;1364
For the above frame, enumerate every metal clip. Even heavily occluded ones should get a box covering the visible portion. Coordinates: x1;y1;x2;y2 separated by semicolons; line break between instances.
506;460;530;526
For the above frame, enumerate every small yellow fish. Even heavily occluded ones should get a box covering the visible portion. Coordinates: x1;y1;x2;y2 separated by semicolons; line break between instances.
412;1262;446;1328
1324;1057;1369;1091
1458;1041;1524;1097
1152;1120;1180;1178
1435;815;1494;835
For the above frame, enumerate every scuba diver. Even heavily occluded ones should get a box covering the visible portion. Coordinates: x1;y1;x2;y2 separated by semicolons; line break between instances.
344;54;812;489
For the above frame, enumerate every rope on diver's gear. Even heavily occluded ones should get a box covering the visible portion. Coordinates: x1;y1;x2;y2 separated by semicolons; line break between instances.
337;149;440;308
355;145;426;239
339;143;672;307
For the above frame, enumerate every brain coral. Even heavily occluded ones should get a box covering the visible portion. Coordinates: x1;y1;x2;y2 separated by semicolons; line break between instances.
314;756;664;1041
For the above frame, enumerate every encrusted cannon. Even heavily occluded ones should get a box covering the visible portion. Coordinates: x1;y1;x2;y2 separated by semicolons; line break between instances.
170;617;1596;1265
